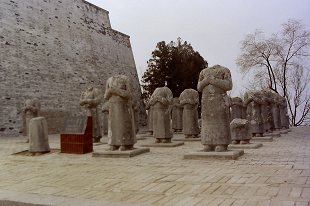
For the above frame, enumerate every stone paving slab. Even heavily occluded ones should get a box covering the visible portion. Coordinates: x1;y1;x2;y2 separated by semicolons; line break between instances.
228;143;263;149
0;127;309;206
263;132;281;137
184;150;244;160
92;148;150;158
139;142;184;147
251;136;274;142
172;138;201;141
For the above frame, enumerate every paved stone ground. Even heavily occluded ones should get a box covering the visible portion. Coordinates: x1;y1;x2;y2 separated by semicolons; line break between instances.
0;127;309;206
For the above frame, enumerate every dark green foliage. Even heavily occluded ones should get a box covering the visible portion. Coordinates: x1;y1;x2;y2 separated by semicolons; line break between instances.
141;38;207;100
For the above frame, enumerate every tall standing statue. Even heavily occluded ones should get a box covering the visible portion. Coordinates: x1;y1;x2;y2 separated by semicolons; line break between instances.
104;75;136;151
244;91;265;137
171;97;183;132
279;96;289;129
230;97;244;121
261;91;272;133
24;98;41;143
101;101;109;136
149;87;173;143
145;102;154;135
179;89;200;138
79;86;102;143
271;93;281;131
197;65;232;152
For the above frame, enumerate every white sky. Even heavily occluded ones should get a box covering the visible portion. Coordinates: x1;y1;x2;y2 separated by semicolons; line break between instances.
87;0;310;96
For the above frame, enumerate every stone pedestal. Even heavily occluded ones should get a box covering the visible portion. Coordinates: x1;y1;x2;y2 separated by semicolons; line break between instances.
29;117;50;153
92;148;150;158
184;150;244;160
173;137;201;141
251;136;273;142
263;132;281;137
140;142;184;147
228;143;263;149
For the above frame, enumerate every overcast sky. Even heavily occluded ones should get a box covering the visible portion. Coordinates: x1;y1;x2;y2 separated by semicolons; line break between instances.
87;0;310;96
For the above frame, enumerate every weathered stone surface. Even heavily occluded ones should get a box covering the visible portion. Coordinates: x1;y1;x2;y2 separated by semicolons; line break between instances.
29;117;50;153
271;93;281;130
92;147;150;158
230;97;245;121
104;75;136;151
149;87;173;143
228;143;263;149
244;91;265;137
101;101;109;136
184;150;244;160
0;0;145;137
179;89;200;138
23;98;41;141
79;87;101;142
260;91;273;133
171;97;183;132
279;96;289;129
139;142;184;147
250;136;273;142
230;118;250;144
132;100;140;134
145;102;154;134
197;65;232;152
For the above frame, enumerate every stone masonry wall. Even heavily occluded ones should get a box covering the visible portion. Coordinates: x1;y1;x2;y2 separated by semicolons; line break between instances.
0;0;146;137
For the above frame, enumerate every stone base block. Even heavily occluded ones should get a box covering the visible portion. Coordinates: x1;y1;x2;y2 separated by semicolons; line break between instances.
279;130;288;134
184;150;244;160
287;129;292;132
92;147;150;158
264;132;281;137
140;142;184;147
136;137;147;140
173;138;201;141
93;142;107;146
228;143;263;149
251;136;273;142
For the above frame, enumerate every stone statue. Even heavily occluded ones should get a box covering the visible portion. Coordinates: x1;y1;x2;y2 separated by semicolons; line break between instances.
79;86;102;143
29;117;50;154
197;65;232;152
279;96;289;129
271;92;281;131
230;97;244;121
230;118;250;144
149;87;173;143
132;100;140;134
104;75;136;151
145;102;154;135
24;97;41;142
244;91;265;137
179;89;200;138
101;101;109;136
261;91;272;133
171;97;183;132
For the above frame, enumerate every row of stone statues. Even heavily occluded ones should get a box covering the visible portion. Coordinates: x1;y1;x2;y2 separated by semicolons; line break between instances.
23;64;290;154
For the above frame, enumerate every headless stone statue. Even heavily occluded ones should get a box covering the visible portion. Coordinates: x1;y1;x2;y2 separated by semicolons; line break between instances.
244;91;265;137
24;98;41;142
230;118;250;144
29;117;50;154
230;97;244;121
101;101;109;136
171;97;183;132
179;89;200;138
279;96;289;129
149;87;173;143
197;65;232;152
145;102;154;135
104;75;136;151
79;87;102;143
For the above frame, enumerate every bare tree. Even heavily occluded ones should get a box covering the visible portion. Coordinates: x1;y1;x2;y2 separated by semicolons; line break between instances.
236;19;310;126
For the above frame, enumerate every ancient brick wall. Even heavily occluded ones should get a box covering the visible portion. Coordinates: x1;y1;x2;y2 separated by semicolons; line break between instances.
0;0;146;137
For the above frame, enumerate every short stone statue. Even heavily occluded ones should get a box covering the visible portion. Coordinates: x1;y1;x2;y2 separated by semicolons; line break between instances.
24;97;41;142
230;97;244;121
79;86;102;143
101;101;109;136
230;118;250;144
149;87;173;143
145;102;154;135
171;97;183;132
197;65;232;152
279;96;289;129
244;91;265;137
29;117;50;154
179;89;200;138
104;75;136;151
